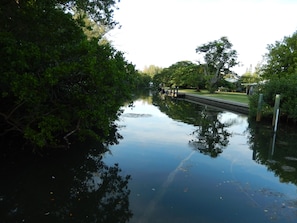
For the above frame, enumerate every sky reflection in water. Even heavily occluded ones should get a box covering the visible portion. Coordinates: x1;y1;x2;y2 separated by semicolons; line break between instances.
103;97;297;223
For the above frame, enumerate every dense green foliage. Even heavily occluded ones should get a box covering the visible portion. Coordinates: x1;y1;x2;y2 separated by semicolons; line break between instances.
141;65;163;78
196;37;239;92
261;31;297;80
153;37;239;93
240;66;262;85
153;61;205;90
0;0;138;151
249;31;297;121
249;76;297;121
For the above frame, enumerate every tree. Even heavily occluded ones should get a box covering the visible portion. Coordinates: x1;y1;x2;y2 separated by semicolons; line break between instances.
168;61;204;88
133;71;152;89
196;37;238;92
261;31;297;80
73;11;108;41
241;71;261;85
153;61;205;90
0;0;137;151
153;68;172;88
58;0;120;28
142;65;163;78
248;30;297;121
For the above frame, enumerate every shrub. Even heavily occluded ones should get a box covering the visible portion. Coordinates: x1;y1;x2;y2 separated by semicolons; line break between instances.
249;75;297;122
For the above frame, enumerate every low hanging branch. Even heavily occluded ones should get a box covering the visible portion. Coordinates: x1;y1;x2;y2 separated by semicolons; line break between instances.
63;118;81;147
0;101;26;136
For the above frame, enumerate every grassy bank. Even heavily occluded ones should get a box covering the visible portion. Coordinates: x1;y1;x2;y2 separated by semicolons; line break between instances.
180;89;249;104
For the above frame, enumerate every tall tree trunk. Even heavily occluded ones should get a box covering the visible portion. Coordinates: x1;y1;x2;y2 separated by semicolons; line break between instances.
209;64;223;93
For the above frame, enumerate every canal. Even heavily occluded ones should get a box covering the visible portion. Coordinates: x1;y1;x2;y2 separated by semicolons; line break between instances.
103;93;297;223
1;92;297;223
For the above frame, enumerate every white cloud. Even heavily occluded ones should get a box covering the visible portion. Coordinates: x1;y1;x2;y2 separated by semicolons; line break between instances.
108;0;297;74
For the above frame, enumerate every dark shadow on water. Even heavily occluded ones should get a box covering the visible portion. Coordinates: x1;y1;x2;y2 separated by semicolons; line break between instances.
0;130;132;223
247;118;297;186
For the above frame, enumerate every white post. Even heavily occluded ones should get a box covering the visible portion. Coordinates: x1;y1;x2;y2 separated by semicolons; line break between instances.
273;108;280;132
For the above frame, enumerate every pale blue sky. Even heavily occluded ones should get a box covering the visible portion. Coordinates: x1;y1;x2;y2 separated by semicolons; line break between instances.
108;0;297;74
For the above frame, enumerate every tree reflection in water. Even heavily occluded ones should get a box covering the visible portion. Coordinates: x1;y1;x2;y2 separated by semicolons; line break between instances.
246;119;297;216
152;94;297;218
50;154;132;223
0;126;132;223
153;94;232;158
247;118;297;186
189;107;232;158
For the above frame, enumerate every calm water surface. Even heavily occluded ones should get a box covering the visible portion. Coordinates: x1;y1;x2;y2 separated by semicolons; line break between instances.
1;94;297;223
104;94;297;223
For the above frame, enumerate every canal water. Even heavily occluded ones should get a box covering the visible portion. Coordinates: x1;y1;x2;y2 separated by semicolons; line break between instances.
103;93;297;223
1;93;297;223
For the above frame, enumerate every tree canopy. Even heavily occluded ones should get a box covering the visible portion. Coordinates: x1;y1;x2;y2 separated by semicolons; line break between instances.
153;61;205;89
249;30;297;121
240;65;262;85
0;0;138;151
261;31;297;79
142;65;163;78
196;36;238;92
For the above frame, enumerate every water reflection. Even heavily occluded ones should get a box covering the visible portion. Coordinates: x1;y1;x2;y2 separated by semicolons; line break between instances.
0;137;132;223
113;93;297;222
153;95;233;157
154;94;297;182
2;93;297;223
188;107;232;158
153;94;297;186
248;119;297;185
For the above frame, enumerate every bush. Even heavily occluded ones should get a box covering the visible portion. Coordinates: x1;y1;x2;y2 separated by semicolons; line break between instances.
249;75;297;121
0;2;137;151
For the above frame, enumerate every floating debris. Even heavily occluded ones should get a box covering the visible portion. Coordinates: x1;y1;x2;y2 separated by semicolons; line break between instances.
284;156;297;161
267;159;278;164
277;140;289;146
281;165;296;172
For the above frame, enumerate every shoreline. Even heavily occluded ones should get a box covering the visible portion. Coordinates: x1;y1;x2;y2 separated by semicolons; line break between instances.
177;93;249;115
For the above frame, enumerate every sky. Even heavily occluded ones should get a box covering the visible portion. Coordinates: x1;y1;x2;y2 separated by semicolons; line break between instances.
107;0;297;75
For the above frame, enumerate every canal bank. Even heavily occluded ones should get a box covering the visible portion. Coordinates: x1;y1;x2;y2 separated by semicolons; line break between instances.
177;93;249;115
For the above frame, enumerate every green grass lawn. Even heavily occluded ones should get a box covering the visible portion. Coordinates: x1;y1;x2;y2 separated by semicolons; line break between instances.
180;89;249;104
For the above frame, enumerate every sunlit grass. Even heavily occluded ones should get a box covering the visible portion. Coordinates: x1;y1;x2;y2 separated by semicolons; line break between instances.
180;89;249;104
